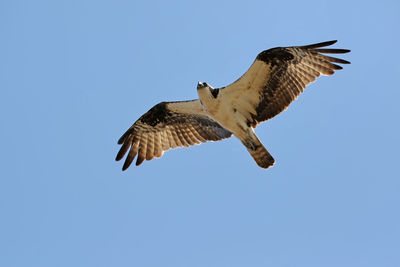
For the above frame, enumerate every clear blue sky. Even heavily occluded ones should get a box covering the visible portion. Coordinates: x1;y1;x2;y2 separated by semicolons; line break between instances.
1;0;399;266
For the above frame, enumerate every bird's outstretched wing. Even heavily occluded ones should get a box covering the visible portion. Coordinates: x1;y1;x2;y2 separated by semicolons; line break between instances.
116;100;232;170
221;40;350;127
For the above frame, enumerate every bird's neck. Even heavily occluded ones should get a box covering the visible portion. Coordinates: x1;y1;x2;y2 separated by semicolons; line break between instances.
197;88;219;115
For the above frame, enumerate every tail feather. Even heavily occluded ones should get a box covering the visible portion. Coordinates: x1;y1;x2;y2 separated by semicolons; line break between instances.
247;144;275;169
242;134;275;169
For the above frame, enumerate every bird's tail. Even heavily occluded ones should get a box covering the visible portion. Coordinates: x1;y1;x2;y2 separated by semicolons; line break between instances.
241;134;275;169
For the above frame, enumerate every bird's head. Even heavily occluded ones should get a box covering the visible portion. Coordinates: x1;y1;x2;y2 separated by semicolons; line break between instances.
197;81;211;90
197;81;216;95
197;82;219;103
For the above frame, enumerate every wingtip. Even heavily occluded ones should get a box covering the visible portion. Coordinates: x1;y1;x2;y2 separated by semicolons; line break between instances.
340;58;351;64
115;148;126;162
302;40;337;49
122;159;133;171
136;155;145;166
117;136;124;145
116;136;133;161
314;48;351;54
325;40;338;45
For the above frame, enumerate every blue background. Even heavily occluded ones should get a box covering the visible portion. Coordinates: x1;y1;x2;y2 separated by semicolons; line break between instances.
1;0;399;266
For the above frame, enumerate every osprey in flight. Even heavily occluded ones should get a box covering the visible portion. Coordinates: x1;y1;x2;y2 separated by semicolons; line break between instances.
116;40;350;170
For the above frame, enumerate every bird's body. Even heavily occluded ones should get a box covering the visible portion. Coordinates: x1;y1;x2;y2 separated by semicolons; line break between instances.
197;82;275;168
116;40;350;170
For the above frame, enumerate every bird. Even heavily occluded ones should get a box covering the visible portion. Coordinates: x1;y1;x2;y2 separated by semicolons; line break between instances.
116;40;350;170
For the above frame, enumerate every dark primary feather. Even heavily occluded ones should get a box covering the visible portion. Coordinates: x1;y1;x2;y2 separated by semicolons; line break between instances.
251;40;350;126
299;40;338;49
116;101;232;170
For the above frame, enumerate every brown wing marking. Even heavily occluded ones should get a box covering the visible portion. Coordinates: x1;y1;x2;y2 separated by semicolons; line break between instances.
116;101;232;170
251;40;350;126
